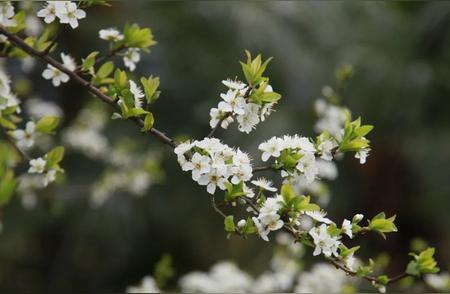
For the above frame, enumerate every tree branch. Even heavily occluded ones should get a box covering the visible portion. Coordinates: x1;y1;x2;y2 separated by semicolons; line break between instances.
0;128;31;161
0;26;176;149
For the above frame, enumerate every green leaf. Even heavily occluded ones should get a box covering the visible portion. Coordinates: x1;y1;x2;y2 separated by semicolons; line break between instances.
0;116;16;129
0;169;16;205
82;51;99;71
224;215;235;232
153;254;174;289
122;23;157;49
355;125;374;137
114;69;128;89
35;116;60;134
142;113;154;132
281;183;296;202
406;248;439;276
46;146;65;168
369;212;397;239
97;61;115;79
140;76;160;104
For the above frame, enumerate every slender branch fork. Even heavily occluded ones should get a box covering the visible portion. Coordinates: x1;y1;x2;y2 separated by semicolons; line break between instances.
0;26;176;149
0;26;408;286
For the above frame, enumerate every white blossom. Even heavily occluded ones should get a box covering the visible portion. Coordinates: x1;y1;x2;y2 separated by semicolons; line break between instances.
309;224;341;257
304;210;333;224
28;157;47;174
37;1;85;28
251;178;277;192
99;28;124;42
0;2;16;28
56;2;86;29
42;65;69;87
123;48;140;72
341;219;353;238
11;121;36;149
258;136;283;162
424;272;450;291
129;80;144;108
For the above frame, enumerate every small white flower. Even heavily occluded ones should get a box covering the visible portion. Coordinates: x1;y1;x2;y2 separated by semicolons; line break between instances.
61;53;76;71
190;153;211;181
28;157;47;174
222;79;246;90
219;89;246;115
198;170;227;195
57;2;86;29
355;148;369;164
37;1;60;24
42;65;69;87
43;169;57;187
295;152;319;184
99;28;124;42
341;219;352;238
253;217;270;241
259;198;282;216
11;121;36;149
251;178;277;192
259;137;283;162
123;48;140;72
237;219;246;228
304;210;333;224
317;138;336;161
236;103;260;133
343;253;357;271
129;80;145;108
309;224;341;257
0;2;17;27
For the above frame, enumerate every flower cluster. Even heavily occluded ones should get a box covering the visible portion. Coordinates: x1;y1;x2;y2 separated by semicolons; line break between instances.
99;28;124;42
209;80;276;134
175;138;253;195
252;196;284;241
259;134;333;184
42;53;76;87
37;1;86;29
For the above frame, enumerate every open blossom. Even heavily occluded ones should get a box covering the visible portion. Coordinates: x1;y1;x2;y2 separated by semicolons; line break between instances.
28;157;47;174
295;152;319;183
0;69;20;112
123;48;140;72
0;2;16;27
42;65;69;87
341;219;353;238
99;28;124;42
304;210;333;224
61;53;76;71
259;136;283;162
309;224;341;257
11;121;36;149
37;1;86;28
314;98;347;140
253;197;284;241
317;137;336;161
251;178;277;192
129;80;145;108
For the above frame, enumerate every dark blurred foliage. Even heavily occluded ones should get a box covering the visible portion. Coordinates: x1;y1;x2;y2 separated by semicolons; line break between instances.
1;1;450;292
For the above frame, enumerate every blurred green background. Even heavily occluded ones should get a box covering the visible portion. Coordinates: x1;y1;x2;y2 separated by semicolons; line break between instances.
1;1;450;292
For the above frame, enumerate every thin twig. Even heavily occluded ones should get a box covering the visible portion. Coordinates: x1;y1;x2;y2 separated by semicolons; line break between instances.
0;27;176;149
211;195;226;218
